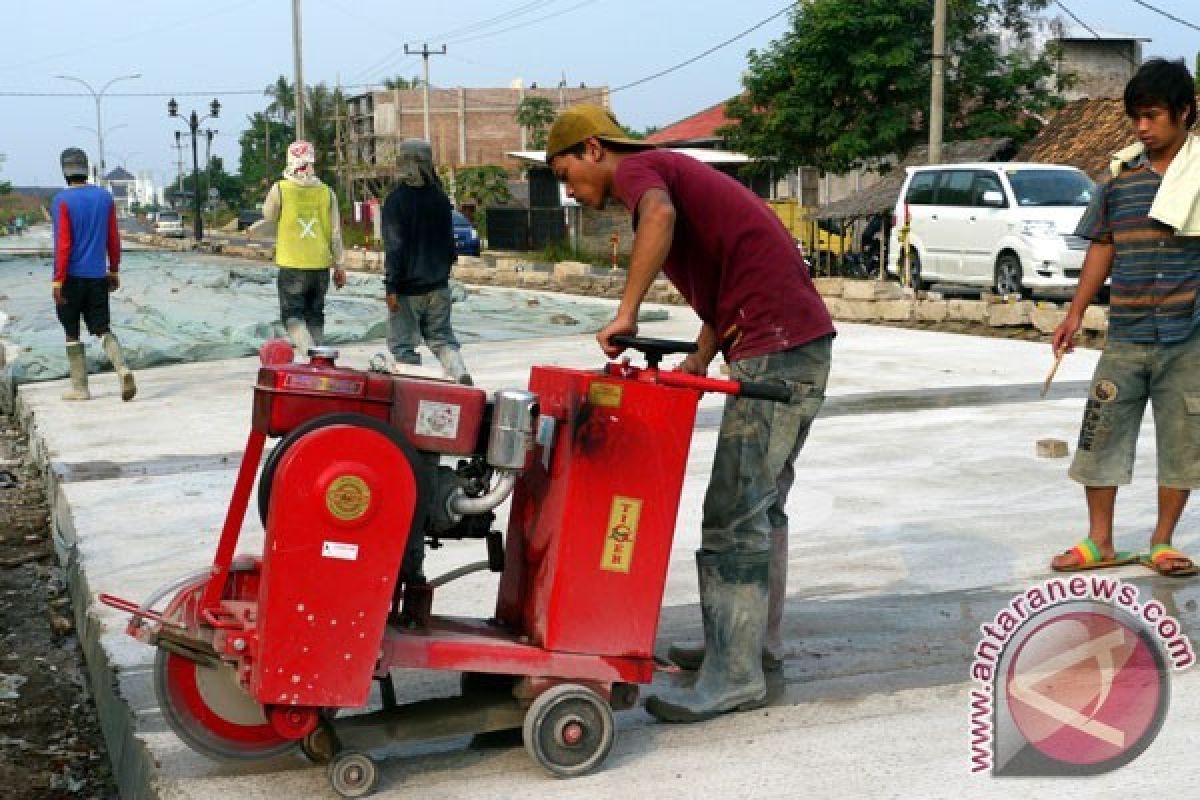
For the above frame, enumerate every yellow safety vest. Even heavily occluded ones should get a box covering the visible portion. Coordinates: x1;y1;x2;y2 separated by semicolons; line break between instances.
275;181;333;268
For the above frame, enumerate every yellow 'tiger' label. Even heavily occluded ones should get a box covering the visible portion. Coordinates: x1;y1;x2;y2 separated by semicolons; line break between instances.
588;382;623;408
601;496;642;573
326;475;371;521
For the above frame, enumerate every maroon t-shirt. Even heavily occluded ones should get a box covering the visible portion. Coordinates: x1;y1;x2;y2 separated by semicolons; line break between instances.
613;150;834;362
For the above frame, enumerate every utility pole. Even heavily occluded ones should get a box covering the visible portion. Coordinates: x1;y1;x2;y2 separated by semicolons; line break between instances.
404;43;447;145
292;0;306;140
929;0;946;164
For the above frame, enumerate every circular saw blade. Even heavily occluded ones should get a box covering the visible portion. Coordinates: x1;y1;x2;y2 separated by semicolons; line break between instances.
152;567;295;761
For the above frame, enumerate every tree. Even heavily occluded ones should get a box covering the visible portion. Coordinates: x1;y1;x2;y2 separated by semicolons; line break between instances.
723;0;1059;175
515;96;556;149
454;166;512;209
264;75;295;126
0;153;10;196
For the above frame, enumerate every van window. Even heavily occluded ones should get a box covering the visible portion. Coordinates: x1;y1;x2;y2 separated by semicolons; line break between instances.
971;172;1005;206
1006;169;1094;207
905;172;938;205
158;211;180;221
934;170;975;206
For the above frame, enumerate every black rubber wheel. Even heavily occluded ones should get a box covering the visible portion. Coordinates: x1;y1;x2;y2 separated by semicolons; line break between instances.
522;684;615;779
994;252;1027;297
301;720;339;764
328;750;379;798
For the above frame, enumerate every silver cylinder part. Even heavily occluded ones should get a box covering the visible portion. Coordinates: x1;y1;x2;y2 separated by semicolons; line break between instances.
488;389;538;470
446;469;518;521
308;345;339;361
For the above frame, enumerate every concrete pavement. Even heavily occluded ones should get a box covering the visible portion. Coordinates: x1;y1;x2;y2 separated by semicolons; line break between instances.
15;295;1200;799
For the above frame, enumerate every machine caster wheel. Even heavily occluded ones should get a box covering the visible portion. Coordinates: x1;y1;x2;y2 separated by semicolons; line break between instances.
522;684;615;778
328;750;379;798
301;720;339;764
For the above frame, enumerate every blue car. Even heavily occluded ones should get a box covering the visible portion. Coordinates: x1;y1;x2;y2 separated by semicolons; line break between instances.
452;210;481;257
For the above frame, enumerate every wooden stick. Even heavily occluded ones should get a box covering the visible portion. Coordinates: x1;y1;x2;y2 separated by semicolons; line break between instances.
1041;348;1066;398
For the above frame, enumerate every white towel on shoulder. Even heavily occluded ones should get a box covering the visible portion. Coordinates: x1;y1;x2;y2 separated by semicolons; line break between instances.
1109;134;1200;236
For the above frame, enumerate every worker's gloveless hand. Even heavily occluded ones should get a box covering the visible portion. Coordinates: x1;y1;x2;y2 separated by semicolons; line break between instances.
386;293;399;313
332;267;347;290
107;273;120;292
677;351;712;376
1051;315;1081;354
597;315;637;359
52;286;65;306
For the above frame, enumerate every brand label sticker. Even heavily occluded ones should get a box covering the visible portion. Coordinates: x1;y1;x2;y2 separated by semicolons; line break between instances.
588;382;623;408
601;496;642;573
322;541;359;561
415;399;461;439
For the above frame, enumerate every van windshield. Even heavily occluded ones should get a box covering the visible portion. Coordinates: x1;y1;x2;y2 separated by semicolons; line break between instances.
159;212;180;221
1006;169;1094;207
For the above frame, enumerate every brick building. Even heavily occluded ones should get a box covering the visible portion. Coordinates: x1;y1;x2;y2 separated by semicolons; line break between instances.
344;84;606;199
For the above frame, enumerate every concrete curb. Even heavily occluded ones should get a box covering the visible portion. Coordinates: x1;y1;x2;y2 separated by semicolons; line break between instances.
12;391;163;800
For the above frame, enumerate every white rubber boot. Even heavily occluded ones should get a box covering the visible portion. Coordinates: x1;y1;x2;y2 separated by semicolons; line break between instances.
62;342;91;401
100;333;137;401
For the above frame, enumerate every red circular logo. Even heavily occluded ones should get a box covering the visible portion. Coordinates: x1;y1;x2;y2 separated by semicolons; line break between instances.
1006;609;1167;769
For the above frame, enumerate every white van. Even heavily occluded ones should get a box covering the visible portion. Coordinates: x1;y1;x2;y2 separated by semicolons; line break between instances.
155;210;185;238
887;163;1096;295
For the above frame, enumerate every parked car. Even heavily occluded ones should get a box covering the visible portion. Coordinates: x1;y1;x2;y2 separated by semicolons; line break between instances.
887;163;1096;296
155;210;186;238
237;208;264;231
452;210;481;257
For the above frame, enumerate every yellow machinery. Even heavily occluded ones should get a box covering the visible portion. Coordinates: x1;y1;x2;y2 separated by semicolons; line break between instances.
767;200;850;259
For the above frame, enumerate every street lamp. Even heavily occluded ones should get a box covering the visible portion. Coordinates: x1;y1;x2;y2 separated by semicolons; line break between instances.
168;97;221;241
55;72;141;185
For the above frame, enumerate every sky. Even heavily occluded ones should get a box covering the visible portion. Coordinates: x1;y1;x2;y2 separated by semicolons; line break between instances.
0;0;1197;189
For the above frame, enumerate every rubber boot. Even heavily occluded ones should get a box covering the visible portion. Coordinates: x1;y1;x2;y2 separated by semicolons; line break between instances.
308;324;325;347
436;347;472;385
644;549;769;723
100;333;137;402
668;527;787;671
286;320;314;357
62;342;91;401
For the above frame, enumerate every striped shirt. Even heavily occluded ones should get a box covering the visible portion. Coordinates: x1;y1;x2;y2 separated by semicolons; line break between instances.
1076;154;1200;343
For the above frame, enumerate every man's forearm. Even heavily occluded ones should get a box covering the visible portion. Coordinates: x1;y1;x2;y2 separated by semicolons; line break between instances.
617;193;674;321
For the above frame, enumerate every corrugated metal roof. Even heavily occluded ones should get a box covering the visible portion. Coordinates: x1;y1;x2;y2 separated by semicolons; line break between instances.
1015;98;1134;180
812;138;1014;220
645;101;733;145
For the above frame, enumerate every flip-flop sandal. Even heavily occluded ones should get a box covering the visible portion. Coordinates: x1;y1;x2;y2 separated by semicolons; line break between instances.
1140;544;1200;577
1051;538;1139;573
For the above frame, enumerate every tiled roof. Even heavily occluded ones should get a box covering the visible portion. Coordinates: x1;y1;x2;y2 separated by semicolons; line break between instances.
813;138;1014;220
645;100;733;145
1015;98;1134;180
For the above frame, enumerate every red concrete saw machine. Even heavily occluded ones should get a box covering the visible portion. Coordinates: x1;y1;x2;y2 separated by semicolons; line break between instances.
101;335;791;797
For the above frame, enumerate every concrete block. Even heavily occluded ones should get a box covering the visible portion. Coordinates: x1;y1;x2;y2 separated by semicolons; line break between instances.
946;300;987;323
1082;306;1109;333
843;280;904;301
493;256;520;272
518;272;551;288
826;298;880;322
915;300;949;323
1030;306;1067;334
553;260;592;280
986;301;1033;327
877;299;915;321
1036;438;1069;459
813;277;845;298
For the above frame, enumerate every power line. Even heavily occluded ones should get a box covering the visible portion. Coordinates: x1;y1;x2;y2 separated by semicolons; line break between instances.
1129;0;1200;32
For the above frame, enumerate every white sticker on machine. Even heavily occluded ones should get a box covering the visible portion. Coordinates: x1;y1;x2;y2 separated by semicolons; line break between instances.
322;541;359;561
415;400;461;439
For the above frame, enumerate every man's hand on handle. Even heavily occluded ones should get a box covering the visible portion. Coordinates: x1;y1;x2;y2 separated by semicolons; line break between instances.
597;314;638;359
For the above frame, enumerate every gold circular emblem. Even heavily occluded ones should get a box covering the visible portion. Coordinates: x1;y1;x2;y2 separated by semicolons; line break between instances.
326;475;371;521
1093;380;1119;403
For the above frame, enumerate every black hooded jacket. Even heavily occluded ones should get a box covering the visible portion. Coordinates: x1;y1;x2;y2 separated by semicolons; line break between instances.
381;183;457;296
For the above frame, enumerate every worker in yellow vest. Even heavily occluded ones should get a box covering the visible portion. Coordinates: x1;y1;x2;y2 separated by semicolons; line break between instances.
262;140;346;354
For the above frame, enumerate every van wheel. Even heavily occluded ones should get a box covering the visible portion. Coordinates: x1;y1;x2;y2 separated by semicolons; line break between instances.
907;248;929;290
994;253;1027;297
